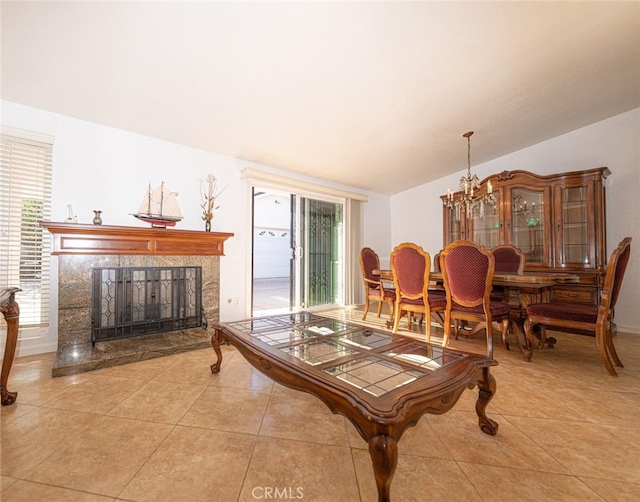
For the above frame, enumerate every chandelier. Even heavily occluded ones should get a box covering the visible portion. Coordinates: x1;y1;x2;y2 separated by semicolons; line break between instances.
443;131;495;220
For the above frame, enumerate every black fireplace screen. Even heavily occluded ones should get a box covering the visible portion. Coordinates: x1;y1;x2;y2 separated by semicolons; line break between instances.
91;266;203;344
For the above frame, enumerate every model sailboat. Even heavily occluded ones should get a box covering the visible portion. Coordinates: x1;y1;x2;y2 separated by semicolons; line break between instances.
133;182;183;228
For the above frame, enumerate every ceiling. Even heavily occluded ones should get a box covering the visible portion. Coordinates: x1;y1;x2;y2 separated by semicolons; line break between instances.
2;2;639;195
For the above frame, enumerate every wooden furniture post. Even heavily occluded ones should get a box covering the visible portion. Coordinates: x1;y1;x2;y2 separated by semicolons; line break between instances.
1;287;21;405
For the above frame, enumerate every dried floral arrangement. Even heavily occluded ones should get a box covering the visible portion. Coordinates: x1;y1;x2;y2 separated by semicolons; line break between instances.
200;174;226;230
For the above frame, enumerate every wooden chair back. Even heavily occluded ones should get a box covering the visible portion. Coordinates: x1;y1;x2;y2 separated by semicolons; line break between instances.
602;237;632;316
440;240;494;309
492;245;525;274
360;247;381;291
391;242;429;302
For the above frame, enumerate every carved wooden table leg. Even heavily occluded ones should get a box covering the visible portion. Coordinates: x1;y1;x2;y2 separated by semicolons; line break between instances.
210;328;223;374
1;288;21;406
511;320;533;361
476;367;498;436
368;434;398;502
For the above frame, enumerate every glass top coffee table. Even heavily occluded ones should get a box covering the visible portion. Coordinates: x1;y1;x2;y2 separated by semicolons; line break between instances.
211;312;498;502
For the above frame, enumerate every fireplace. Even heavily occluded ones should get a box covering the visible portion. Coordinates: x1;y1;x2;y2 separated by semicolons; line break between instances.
40;222;233;376
91;266;203;344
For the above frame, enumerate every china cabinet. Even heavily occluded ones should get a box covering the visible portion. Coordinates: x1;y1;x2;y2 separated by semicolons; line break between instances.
442;167;610;307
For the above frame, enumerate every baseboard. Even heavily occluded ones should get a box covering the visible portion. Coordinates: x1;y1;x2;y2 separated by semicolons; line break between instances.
616;324;640;335
0;338;58;358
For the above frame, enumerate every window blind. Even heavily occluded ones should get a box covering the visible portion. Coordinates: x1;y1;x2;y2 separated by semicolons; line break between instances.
0;129;53;328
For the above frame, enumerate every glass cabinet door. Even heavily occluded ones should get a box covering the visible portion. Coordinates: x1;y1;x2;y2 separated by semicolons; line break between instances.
556;184;595;267
444;206;463;244
510;188;546;264
469;191;501;248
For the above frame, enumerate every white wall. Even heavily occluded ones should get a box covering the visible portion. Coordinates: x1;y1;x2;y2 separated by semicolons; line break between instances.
1;100;389;356
390;108;640;333
362;191;392;269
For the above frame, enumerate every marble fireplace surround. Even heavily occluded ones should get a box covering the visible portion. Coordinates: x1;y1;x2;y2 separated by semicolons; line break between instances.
40;222;233;377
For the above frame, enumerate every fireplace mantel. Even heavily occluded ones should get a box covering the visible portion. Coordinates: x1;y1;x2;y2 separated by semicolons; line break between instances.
40;221;234;256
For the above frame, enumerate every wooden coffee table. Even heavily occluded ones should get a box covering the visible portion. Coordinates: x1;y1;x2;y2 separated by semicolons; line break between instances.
211;312;498;502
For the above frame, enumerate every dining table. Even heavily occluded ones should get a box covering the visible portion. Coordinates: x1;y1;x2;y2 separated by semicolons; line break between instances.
373;269;579;361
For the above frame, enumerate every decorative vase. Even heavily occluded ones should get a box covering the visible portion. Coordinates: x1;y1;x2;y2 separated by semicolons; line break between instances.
205;219;211;232
93;210;103;225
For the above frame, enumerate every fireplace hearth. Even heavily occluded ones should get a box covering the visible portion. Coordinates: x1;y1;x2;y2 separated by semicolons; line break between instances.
40;222;233;377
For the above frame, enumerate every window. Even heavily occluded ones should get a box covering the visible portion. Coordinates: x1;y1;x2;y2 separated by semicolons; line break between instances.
0;127;53;330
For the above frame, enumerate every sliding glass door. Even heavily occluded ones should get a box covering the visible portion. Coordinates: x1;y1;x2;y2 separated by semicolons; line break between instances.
252;187;344;314
292;195;344;309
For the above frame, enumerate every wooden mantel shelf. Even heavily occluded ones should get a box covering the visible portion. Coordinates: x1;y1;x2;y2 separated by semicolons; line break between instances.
40;221;234;256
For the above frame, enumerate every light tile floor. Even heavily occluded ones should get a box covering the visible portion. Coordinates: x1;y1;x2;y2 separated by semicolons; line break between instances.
2;307;640;501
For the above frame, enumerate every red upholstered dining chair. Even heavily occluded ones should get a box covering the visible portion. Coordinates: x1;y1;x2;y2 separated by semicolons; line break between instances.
524;237;632;376
390;242;446;342
492;245;526;275
440;240;511;357
360;247;396;321
468;244;526;348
